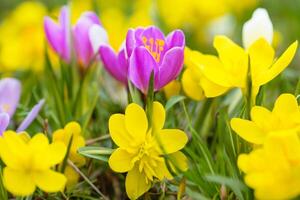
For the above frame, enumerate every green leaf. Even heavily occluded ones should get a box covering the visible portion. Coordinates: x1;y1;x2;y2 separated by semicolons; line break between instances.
78;146;114;162
165;95;186;111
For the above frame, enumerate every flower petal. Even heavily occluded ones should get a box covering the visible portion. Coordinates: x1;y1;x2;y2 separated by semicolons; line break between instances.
129;46;157;93
99;45;128;84
182;68;204;100
47;141;67;166
258;41;298;86
17;99;45;132
250;106;273;129
34;170;67;193
230;118;266;144
155;129;188;154
0;78;21;117
0;112;9;135
109;148;135;173
89;24;108;54
125;166;151;200
125;103;148;144
272;93;300;122
168;151;188;173
109;114;134;148
3;168;36;196
165;29;185;49
156;47;184;90
152;101;165;131
242;8;273;49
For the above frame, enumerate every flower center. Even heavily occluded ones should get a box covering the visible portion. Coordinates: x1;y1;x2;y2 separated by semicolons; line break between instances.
1;104;10;113
142;36;165;62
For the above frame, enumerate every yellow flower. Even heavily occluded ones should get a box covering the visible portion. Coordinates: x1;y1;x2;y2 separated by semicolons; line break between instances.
0;131;67;196
163;80;181;99
238;130;300;199
0;2;46;72
53;122;86;187
231;93;300;144
182;47;227;100
108;102;188;199
190;35;297;101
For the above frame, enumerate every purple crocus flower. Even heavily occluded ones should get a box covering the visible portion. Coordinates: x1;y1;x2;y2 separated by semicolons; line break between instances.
44;6;108;68
98;44;128;84
126;26;185;93
0;78;45;135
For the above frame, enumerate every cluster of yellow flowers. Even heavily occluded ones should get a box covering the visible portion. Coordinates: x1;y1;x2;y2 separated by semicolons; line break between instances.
0;122;85;196
231;94;300;199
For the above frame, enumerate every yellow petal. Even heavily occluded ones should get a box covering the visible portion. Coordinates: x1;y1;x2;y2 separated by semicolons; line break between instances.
109;148;135;173
47;141;67;166
34;170;67;193
0;131;29;169
109;114;134;148
152;101;165;132
230;118;266;144
125;103;148;144
168;151;188;173
70;136;86;167
182;68;205;100
156;129;188;154
125;166;151;200
155;160;173;180
272;93;300;123
163;80;181;99
213;35;248;88
29;133;49;151
64;121;82;137
258;41;298;85
64;165;80;188
3;168;36;196
52;129;67;143
248;38;275;86
201;75;228;98
250;106;273;130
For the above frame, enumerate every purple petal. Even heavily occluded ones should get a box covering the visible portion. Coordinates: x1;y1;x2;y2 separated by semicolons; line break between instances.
125;27;144;57
0;78;21;117
82;11;101;25
155;47;184;90
17;99;45;132
73;14;96;67
99;45;128;84
166;29;185;50
44;6;71;62
0;112;10;136
129;46;157;93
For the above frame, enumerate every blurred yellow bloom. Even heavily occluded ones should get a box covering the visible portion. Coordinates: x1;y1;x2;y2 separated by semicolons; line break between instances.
163;80;181;99
108;102;188;199
100;0;153;50
191;36;297;101
0;2;46;72
231;93;300;144
53;122;86;187
0;131;66;196
238;130;300;199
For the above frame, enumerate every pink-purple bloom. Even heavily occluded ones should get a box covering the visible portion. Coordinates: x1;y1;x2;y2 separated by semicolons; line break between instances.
44;6;108;68
126;26;185;93
0;78;44;135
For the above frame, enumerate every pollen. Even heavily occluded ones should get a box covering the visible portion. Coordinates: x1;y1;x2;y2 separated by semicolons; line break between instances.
142;36;165;62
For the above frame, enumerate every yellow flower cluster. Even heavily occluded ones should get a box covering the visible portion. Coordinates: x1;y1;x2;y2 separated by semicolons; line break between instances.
231;94;300;199
183;36;298;102
108;101;188;199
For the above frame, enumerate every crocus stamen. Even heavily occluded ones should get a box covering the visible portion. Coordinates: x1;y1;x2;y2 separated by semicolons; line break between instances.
142;36;165;62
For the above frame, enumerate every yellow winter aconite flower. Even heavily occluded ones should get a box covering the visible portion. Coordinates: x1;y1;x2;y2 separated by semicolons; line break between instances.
163;80;181;99
238;130;300;199
0;2;46;72
189;35;297;101
0;131;67;196
108;102;188;199
231;93;300;144
53;122;86;187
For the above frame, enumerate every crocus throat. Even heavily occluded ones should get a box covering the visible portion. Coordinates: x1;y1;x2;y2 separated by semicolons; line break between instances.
142;36;165;63
1;104;10;113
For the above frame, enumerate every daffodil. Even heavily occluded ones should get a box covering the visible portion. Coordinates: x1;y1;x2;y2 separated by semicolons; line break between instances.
53;122;86;187
238;130;300;199
231;93;300;144
0;131;67;196
108;102;188;199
